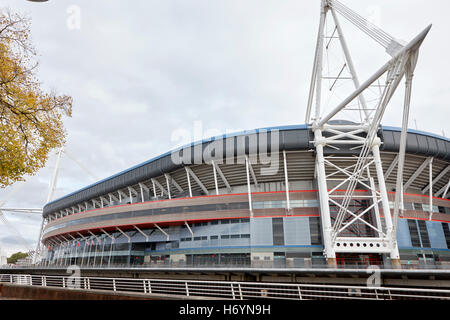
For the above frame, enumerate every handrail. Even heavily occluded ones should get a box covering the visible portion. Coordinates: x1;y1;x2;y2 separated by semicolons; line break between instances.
1;273;450;300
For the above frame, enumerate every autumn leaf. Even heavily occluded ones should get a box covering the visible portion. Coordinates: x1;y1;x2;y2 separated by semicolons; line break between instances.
0;8;72;188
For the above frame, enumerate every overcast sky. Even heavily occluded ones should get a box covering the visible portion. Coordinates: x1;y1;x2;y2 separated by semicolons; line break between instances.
0;0;449;257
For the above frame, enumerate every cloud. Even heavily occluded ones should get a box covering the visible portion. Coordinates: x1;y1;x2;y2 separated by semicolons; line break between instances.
0;0;448;254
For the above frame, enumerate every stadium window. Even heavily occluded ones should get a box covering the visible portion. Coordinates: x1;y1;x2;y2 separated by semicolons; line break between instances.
290;200;303;208
408;220;421;247
442;223;450;249
240;218;250;223
422;204;439;213
194;236;202;241
230;234;240;239
210;220;219;225
413;203;423;211
272;218;285;246
201;236;207;240
252;202;264;209
230;219;240;224
304;200;319;207
210;235;218;240
417;220;431;248
221;219;230;224
438;206;446;214
241;234;250;238
309;217;322;245
404;202;414;210
221;235;230;239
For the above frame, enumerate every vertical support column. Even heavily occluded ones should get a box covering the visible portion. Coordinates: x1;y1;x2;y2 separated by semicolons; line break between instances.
109;238;114;267
330;6;369;120
212;160;219;195
393;70;414;233
367;168;383;238
140;184;145;203
165;175;172;199
313;0;327;121
429;158;433;221
152;180;157;198
245;156;253;218
185;167;193;198
305;0;327;123
372;140;401;268
314;129;336;267
129;188;133;204
100;238;105;267
283;150;291;211
86;238;92;266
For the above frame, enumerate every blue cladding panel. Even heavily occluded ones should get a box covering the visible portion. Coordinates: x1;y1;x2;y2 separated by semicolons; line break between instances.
283;217;311;245
397;219;412;248
426;221;447;249
250;218;273;246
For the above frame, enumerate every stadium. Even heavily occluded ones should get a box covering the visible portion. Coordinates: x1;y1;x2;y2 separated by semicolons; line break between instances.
38;123;450;269
30;0;450;272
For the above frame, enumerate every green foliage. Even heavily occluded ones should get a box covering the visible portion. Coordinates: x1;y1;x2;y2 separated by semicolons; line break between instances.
7;251;28;264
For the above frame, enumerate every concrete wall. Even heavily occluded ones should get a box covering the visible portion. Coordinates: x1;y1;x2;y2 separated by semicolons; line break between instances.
0;283;196;300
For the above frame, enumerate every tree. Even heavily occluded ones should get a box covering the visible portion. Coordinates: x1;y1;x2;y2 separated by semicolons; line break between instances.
0;9;72;188
6;251;28;264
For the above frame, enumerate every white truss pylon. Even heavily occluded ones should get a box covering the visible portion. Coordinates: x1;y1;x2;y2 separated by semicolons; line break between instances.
33;147;99;264
307;0;431;268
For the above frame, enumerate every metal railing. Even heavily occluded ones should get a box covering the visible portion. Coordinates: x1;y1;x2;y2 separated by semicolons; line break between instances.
3;260;450;270
1;273;450;300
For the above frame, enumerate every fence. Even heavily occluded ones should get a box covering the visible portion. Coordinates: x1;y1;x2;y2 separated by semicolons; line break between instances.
3;260;450;270
1;273;450;300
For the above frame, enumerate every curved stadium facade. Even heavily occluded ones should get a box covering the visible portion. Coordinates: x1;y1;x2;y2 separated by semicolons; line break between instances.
39;124;450;268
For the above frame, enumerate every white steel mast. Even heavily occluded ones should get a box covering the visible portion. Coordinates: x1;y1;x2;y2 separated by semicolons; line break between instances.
307;0;431;268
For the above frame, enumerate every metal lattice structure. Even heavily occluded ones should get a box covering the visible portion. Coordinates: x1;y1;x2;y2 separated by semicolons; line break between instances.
306;0;431;267
0;147;98;264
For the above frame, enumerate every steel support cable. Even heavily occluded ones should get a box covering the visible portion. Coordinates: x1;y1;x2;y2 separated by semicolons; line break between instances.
330;5;389;45
333;8;389;48
332;56;405;234
331;3;392;45
328;0;394;48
